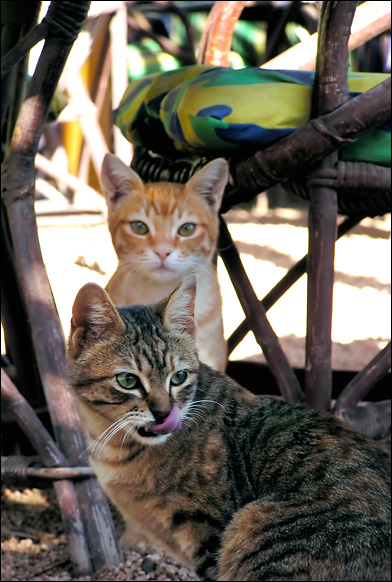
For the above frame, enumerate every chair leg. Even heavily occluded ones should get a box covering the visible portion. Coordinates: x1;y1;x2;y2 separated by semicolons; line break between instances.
305;1;355;410
332;341;392;438
305;159;338;410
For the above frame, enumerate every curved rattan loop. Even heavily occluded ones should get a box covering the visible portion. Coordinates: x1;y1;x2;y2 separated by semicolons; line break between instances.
44;0;90;42
131;146;214;184
285;162;391;218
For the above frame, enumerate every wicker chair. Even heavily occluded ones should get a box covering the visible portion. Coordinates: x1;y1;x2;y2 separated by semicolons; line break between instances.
129;1;391;435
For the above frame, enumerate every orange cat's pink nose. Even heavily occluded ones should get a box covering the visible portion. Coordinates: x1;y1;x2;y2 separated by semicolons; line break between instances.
154;246;172;262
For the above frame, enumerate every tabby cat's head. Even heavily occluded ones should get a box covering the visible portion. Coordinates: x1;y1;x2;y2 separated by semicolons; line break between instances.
100;154;228;281
67;274;199;447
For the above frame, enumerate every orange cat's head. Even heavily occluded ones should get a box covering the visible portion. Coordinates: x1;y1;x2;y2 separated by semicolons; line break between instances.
100;154;229;282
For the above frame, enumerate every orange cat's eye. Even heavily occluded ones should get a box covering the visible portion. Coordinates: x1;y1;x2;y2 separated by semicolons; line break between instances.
131;221;149;235
178;223;196;237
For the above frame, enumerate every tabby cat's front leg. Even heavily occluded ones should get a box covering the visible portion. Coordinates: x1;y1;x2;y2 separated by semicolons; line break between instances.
120;520;150;552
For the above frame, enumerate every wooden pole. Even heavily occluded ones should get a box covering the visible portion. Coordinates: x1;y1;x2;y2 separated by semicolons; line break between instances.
2;1;121;571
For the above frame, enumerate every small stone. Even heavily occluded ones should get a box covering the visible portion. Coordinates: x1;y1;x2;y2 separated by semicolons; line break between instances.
141;557;156;573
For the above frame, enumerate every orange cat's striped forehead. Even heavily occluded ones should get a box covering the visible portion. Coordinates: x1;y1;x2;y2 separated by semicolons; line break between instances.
142;182;191;216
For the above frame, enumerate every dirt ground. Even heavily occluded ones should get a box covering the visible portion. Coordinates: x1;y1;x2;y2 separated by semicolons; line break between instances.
2;198;391;581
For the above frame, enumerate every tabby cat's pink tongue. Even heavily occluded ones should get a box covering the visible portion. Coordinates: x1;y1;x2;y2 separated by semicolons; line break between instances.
150;405;182;435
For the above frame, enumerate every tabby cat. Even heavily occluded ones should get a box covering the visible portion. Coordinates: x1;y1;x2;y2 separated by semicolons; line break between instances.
67;275;391;582
100;153;227;371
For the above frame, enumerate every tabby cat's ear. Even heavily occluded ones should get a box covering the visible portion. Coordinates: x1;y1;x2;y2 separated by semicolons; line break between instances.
163;273;197;339
100;153;144;208
69;283;125;355
186;158;229;213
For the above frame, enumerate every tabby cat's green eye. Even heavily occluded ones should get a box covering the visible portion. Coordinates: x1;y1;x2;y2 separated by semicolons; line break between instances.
116;372;139;389
131;221;149;235
178;223;196;237
171;371;188;386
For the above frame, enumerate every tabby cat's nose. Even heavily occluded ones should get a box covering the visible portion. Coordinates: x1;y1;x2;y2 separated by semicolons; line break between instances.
152;408;171;425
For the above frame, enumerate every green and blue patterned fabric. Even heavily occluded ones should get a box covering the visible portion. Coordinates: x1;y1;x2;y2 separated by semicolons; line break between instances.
114;65;391;165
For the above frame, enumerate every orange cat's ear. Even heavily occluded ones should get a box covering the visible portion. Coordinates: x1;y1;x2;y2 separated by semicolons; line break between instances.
186;158;229;213
100;153;144;208
163;273;197;339
68;283;125;355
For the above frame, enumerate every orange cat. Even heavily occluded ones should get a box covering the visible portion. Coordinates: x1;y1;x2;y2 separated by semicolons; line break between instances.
100;153;228;371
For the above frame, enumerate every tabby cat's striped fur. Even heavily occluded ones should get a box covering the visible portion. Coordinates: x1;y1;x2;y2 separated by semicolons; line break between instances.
67;275;391;582
100;153;227;371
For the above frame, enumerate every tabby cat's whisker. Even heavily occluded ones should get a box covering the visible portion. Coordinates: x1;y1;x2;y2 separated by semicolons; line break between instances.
89;417;130;455
189;399;226;411
121;423;137;448
100;418;132;448
181;417;200;431
182;400;225;428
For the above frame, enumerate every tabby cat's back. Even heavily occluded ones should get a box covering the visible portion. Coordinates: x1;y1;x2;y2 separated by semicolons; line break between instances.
100;153;227;371
67;275;391;581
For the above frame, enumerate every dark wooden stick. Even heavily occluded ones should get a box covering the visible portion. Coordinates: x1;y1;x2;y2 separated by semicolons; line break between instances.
1;369;92;575
2;0;121;571
1;370;68;467
333;342;392;413
1;1;46;419
305;162;337;409
227;216;360;355
1;455;95;482
26;465;95;479
1;21;47;79
305;1;356;410
219;217;304;403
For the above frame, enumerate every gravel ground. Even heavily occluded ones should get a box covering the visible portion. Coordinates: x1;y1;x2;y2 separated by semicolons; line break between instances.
1;487;200;581
2;200;390;581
